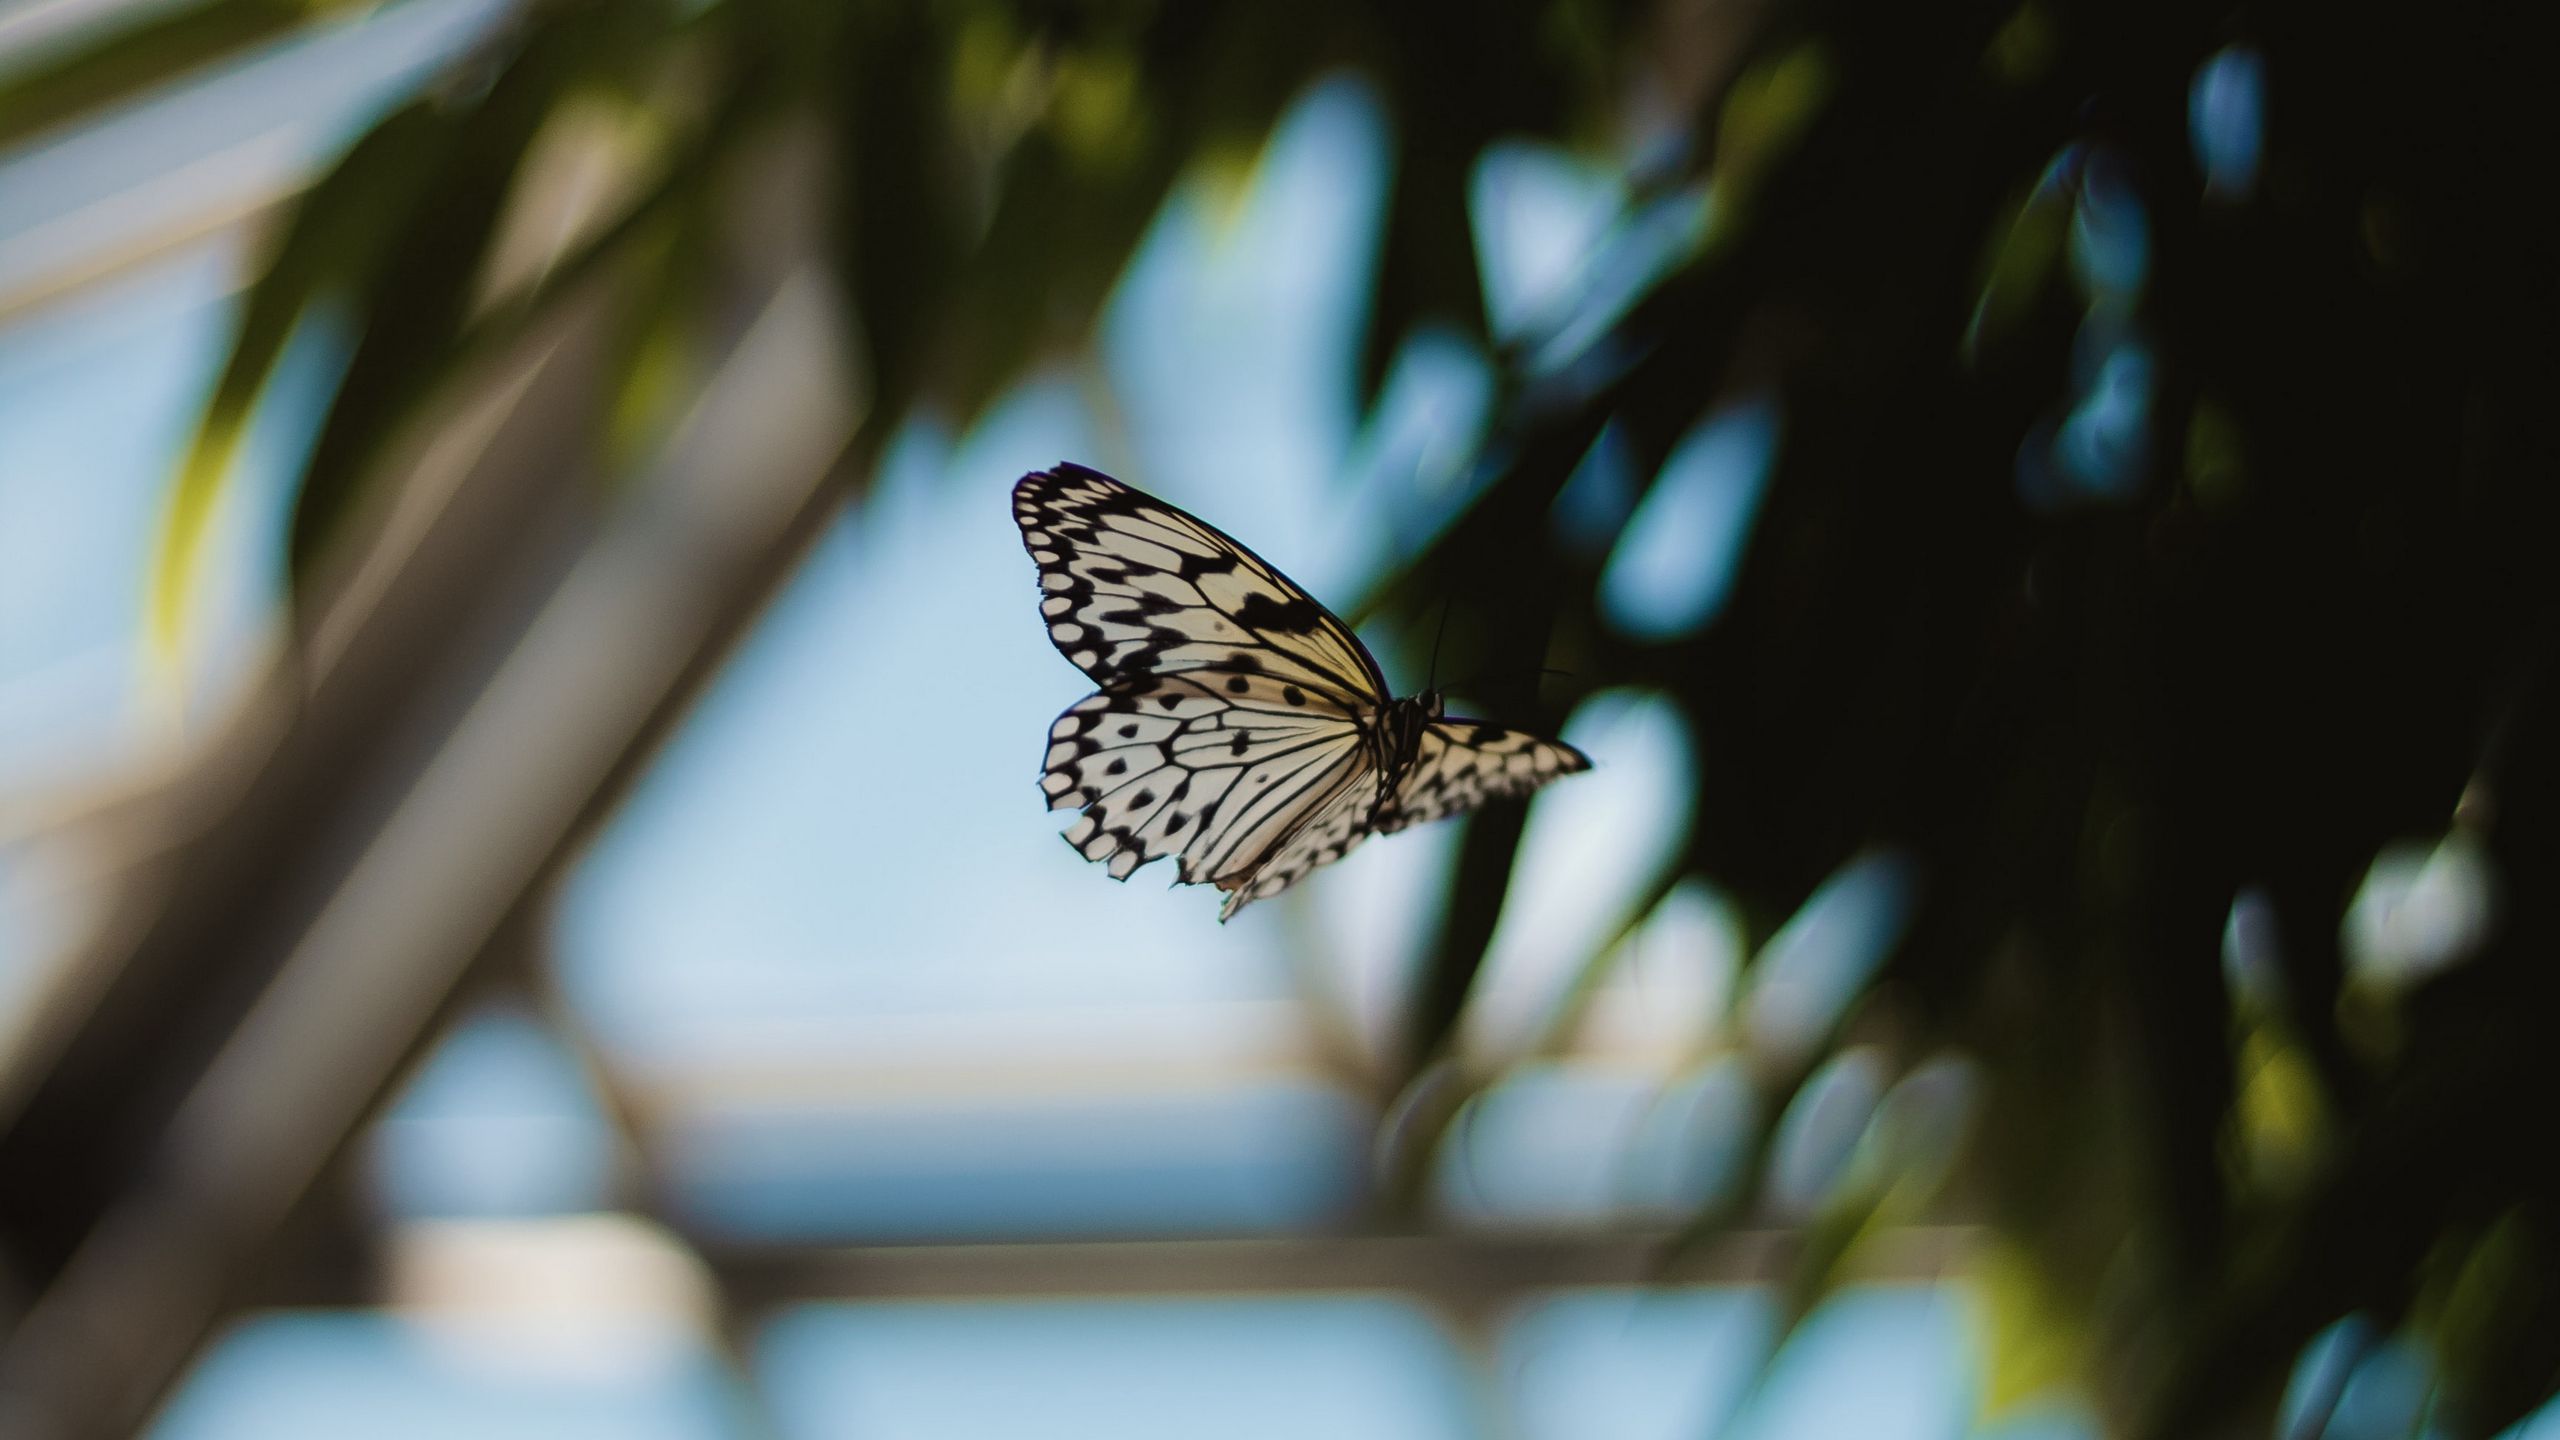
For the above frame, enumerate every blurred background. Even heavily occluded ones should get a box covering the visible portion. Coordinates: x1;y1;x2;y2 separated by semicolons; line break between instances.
2;0;2556;1437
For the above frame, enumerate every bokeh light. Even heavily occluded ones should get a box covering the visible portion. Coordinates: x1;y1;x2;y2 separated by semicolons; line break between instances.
1738;852;1918;1067
1600;397;1780;641
2190;47;2268;201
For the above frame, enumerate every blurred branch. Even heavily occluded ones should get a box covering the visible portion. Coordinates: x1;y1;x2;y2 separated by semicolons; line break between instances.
0;0;382;153
701;1223;1979;1319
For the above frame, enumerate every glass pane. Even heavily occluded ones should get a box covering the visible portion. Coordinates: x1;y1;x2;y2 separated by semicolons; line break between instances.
149;1312;745;1440
759;1295;1477;1440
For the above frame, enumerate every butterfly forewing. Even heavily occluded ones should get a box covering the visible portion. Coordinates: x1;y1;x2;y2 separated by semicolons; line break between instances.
1015;463;1589;919
1015;464;1389;708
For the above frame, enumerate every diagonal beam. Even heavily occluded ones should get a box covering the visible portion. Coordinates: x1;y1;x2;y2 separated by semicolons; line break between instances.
0;164;861;1439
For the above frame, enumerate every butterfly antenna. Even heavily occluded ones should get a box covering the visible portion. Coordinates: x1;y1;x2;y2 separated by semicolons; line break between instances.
1426;600;1451;691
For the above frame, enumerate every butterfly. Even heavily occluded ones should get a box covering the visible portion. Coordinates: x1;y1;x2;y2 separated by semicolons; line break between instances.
1014;462;1591;920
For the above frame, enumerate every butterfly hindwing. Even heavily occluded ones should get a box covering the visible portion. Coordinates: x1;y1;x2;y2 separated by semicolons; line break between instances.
1216;765;1384;920
1042;673;1371;892
1378;720;1592;834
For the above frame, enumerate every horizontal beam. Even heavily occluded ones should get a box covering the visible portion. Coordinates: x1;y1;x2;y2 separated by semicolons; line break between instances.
697;1225;1980;1320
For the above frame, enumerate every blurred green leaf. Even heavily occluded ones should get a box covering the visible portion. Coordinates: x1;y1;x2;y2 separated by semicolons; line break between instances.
2424;1209;2560;1439
1701;40;1831;254
2225;1023;2329;1199
2183;396;2248;511
826;2;966;438
149;97;458;664
599;200;712;472
1980;2;2059;87
283;1;686;593
919;5;1336;423
1973;1237;2093;1416
1962;180;2071;367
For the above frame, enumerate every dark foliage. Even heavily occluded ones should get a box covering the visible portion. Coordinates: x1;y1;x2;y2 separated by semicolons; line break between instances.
6;0;2557;1433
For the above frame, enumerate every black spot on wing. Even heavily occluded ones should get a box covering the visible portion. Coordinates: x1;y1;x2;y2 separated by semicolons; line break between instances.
1232;592;1326;634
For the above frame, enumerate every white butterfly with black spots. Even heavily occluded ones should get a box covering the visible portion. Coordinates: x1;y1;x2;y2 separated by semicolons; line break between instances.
1014;462;1591;920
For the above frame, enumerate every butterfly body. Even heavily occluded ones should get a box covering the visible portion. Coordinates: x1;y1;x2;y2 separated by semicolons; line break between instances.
1352;689;1426;809
1014;463;1588;919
